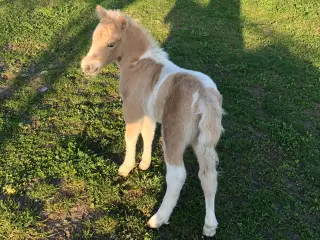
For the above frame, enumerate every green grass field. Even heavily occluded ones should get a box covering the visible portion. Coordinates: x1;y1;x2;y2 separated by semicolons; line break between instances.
0;0;319;239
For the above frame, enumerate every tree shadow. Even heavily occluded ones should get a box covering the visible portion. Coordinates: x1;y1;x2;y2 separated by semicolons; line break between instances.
158;0;320;239
164;0;243;84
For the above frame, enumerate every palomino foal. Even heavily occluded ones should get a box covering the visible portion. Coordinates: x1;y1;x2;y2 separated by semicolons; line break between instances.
81;6;224;237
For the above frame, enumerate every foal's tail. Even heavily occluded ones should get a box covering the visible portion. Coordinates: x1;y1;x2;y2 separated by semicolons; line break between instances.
195;88;224;153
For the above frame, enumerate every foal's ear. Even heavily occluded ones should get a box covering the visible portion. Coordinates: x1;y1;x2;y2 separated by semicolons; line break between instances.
119;16;128;31
96;5;107;19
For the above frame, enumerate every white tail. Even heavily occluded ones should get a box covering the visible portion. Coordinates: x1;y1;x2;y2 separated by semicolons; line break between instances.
197;89;224;149
193;88;224;236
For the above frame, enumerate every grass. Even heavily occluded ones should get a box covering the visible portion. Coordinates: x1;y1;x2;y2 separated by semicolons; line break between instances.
0;0;319;239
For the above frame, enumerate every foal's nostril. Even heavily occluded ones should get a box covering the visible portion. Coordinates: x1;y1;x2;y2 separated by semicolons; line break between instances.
84;65;92;73
82;64;99;75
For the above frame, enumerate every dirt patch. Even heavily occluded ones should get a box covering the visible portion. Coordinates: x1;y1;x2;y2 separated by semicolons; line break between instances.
123;189;144;201
41;198;93;239
60;178;85;198
39;179;93;239
67;199;92;221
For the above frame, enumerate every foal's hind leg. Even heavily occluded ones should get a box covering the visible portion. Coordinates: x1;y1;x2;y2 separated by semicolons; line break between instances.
147;132;186;228
118;119;143;177
193;143;219;237
139;116;156;170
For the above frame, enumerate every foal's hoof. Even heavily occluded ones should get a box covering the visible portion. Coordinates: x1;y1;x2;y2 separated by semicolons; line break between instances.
118;164;133;177
147;214;169;229
203;224;217;237
139;160;150;170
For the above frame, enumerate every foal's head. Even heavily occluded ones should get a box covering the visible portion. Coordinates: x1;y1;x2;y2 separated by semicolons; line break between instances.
81;6;128;76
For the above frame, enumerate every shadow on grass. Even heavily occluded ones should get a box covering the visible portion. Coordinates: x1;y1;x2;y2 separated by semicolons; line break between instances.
0;0;135;170
0;0;135;238
155;0;320;239
0;0;136;146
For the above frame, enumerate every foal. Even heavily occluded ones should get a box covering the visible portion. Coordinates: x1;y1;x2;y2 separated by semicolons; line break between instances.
81;6;224;237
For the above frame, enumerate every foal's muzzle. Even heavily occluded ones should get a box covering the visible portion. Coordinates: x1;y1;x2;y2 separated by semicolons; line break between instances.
81;57;102;76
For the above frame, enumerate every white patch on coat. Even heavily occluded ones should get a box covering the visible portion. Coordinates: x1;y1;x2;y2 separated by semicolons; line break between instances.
139;47;218;122
140;50;181;121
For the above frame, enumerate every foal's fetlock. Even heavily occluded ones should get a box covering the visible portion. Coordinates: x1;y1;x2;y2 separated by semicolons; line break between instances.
139;158;151;171
147;213;169;229
139;161;150;170
118;164;134;177
139;153;151;170
203;224;217;237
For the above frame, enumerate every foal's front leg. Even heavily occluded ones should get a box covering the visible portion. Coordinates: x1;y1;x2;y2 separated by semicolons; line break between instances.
139;116;156;170
118;120;143;177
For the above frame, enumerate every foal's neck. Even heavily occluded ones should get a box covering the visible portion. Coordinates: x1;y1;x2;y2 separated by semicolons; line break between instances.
118;21;151;68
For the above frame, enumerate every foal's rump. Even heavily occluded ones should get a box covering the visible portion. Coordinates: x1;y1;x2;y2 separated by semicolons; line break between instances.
161;72;223;163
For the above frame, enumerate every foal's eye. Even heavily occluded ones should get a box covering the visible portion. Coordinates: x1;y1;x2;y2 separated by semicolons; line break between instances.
107;43;116;48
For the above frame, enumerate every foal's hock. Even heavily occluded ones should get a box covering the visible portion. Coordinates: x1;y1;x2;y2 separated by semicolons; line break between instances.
81;5;224;237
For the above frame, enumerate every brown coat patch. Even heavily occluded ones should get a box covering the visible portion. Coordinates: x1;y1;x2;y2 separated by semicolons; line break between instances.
161;73;203;164
120;58;163;123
